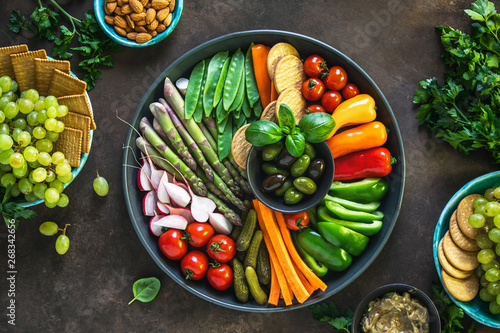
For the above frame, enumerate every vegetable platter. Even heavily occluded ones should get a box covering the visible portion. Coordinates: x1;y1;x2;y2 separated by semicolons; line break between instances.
122;30;405;312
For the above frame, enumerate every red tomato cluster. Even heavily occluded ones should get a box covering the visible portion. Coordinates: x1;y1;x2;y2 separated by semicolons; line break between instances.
302;55;359;114
158;223;235;291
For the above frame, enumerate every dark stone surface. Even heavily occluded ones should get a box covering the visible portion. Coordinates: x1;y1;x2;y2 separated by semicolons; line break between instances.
0;0;496;332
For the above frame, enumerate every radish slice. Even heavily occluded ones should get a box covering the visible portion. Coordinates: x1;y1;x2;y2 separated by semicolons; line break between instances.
149;214;165;237
209;212;233;235
151;215;188;230
142;190;157;216
165;204;195;223
156;172;172;204
165;182;191;207
174;181;189;192
157;201;170;215
137;155;153;191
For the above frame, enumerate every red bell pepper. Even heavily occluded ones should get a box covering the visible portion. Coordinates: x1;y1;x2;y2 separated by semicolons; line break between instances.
333;147;395;181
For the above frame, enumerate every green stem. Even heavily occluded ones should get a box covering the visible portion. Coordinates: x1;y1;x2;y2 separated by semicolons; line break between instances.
48;0;81;29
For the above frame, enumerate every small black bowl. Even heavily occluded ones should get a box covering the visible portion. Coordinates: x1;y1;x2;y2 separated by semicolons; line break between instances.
246;141;334;214
352;283;441;333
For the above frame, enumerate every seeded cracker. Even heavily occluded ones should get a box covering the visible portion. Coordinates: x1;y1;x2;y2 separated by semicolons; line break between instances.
57;94;96;130
48;69;87;97
10;49;48;92
53;127;83;168
34;58;71;96
0;44;28;78
61;112;91;153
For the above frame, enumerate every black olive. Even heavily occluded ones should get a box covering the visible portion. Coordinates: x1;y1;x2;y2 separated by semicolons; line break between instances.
261;173;287;193
306;159;325;181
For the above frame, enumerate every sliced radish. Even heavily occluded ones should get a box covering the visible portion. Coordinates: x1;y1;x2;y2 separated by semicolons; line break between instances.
156;172;172;204
190;189;216;222
143;190;157;216
165;204;195;224
137;154;153;191
165;182;191;207
149;214;165;237
157;201;170;215
151;215;188;230
209;212;233;235
174;181;188;192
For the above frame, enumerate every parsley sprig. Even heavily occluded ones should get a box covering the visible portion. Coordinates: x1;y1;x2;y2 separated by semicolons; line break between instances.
413;0;500;163
8;0;122;90
309;301;353;332
1;185;36;229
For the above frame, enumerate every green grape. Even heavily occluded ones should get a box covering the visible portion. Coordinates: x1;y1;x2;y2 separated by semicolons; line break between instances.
45;169;56;182
480;288;496;302
13;118;26;130
55;234;70;255
50;179;64;193
0;134;13;150
53;120;65;133
16;131;31;147
57;193;69;207
27;111;38;126
57;172;73;184
45;131;59;142
0;124;10;135
484;202;500;217
0;164;11;172
56;105;68;117
46;106;57;118
18;98;34;114
490;300;500;315
44;118;57;131
28;170;36;184
490;228;500;243
13;160;28;178
45;187;60;204
25;89;39;103
51;151;65;165
483;260;500;272
11;128;21;142
496;243;500;257
0;111;5;123
23;146;39;163
469;213;486;228
0;76;12;92
4;101;19;119
486;268;500;282
2;91;14;102
478;249;496;264
475;265;486;278
9;152;24;169
37;152;51;166
35;139;53;153
34;100;45;112
488;282;500;295
24;192;37;201
494;214;500;229
18;178;32;194
36;109;48;123
482;275;491;288
39;221;58;236
485;188;496;201
32;167;47;183
0;149;14;165
494;187;500;199
93;172;109;196
0;97;9;110
9;81;18;93
32;126;46;139
10;183;20;197
33;183;47;199
44;96;58;109
44;197;57;208
55;162;71;177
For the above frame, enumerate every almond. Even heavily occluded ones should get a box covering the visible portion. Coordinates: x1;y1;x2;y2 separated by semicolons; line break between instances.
145;8;156;24
126;15;135;29
130;12;146;21
121;4;133;14
140;0;149;6
114;15;128;29
147;19;159;31
122;0;129;2
156;23;166;33
129;0;144;13
156;8;169;22
127;32;138;40
148;30;158;37
152;0;168;10
105;2;117;15
104;15;115;25
114;26;127;37
136;32;152;43
114;6;123;15
164;13;172;27
117;0;125;6
168;0;175;12
134;26;148;33
136;19;147;26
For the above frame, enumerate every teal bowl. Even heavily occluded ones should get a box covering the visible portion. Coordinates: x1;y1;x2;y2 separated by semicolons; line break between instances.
433;170;500;328
94;0;183;47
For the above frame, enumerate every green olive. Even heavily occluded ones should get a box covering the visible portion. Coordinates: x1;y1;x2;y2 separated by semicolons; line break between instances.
274;179;293;196
293;177;317;195
306;159;325;181
261;173;286;193
284;187;304;205
262;163;289;176
262;141;284;161
290;154;311;178
304;143;316;159
276;149;298;168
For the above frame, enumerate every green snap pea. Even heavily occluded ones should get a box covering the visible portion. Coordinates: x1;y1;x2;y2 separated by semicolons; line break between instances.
213;57;230;108
229;61;246;112
223;48;245;111
192;63;208;123
242;93;252;118
203;51;229;117
185;59;206;119
215;100;229;127
253;99;263;118
245;43;260;108
218;117;232;160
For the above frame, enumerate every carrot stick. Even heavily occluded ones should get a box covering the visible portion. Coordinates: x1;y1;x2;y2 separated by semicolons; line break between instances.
268;260;280;306
251;44;272;108
254;200;293;305
270;81;279;102
274;211;328;292
255;200;310;303
294;263;315;295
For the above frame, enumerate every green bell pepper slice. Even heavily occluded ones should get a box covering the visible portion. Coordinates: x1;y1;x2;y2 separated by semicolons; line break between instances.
329;177;389;203
317;206;383;236
307;206;318;230
295;228;352;272
322;195;381;212
317;222;369;256
291;231;328;277
324;201;384;222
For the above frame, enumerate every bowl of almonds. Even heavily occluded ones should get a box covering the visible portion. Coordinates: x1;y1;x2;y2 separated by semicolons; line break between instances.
94;0;183;47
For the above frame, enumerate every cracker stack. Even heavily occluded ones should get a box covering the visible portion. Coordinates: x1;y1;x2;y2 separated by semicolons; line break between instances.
0;44;95;168
437;194;482;302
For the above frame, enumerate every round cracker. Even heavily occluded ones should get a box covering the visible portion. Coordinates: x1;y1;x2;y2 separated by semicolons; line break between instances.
275;88;307;124
266;42;300;80
231;124;252;169
442;231;479;271
441;269;479;302
457;194;482;239
260;100;277;123
273;55;307;94
449;209;480;251
438;238;474;279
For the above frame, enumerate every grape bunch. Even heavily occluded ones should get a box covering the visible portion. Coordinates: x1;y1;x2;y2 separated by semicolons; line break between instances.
468;186;500;314
39;221;70;255
0;75;72;208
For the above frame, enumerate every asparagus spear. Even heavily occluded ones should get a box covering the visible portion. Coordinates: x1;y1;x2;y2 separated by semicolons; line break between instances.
135;137;207;196
152;117;168;142
195;168;229;204
207;191;242;226
150;102;198;172
158;98;215;183
139;118;207;196
196;167;248;211
163;78;239;193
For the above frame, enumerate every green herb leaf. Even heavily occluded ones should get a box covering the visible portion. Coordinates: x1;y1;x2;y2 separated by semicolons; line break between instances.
245;120;283;146
298;112;336;143
8;10;29;33
285;132;305;157
128;277;161;305
277;104;295;129
309;302;352;332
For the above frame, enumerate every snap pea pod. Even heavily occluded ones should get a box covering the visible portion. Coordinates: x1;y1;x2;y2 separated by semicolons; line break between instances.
223;48;245;111
213;57;230;108
203;51;229;117
184;60;205;119
242;93;252;119
215;99;230;125
229;63;246;112
193;64;208;123
325;201;384;222
245;43;260;108
316;205;383;236
322;195;381;212
217;114;229;134
253;99;263;118
218;117;232;160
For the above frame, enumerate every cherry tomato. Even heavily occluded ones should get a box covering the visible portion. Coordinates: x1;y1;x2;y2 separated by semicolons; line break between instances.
306;104;326;114
303;55;328;78
181;250;209;280
284;211;310;230
321;90;342;113
207;263;234;291
158;228;188;260
206;234;236;263
323;66;348;91
342;83;360;99
301;78;325;101
185;222;215;247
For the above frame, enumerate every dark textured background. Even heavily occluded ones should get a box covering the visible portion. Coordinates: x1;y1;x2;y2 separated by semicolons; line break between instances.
0;0;497;332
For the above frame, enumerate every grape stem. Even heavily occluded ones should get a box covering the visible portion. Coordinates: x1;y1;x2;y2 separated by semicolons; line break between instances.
58;223;70;235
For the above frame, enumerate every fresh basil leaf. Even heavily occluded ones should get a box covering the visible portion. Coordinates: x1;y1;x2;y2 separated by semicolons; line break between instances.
299;113;336;143
245;120;283;146
278;103;296;129
128;277;161;305
286;132;305;157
